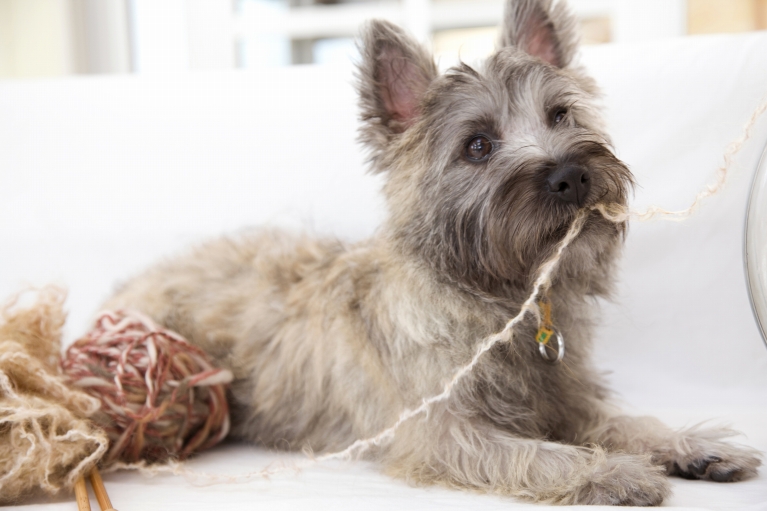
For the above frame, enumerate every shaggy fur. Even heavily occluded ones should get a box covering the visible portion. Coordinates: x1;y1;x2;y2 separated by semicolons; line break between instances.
104;0;761;505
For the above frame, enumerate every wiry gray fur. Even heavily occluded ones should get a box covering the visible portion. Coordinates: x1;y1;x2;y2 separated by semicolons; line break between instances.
104;0;761;505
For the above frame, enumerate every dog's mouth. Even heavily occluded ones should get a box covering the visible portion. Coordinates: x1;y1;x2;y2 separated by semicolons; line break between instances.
560;203;627;237
532;203;627;271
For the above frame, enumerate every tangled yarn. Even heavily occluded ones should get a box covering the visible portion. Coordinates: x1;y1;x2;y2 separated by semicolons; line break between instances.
62;310;233;465
0;287;108;504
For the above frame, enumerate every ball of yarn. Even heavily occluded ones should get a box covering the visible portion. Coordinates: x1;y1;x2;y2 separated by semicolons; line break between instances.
62;310;233;465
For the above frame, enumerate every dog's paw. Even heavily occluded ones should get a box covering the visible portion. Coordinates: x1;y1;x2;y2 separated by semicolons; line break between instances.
670;442;762;482
572;453;670;506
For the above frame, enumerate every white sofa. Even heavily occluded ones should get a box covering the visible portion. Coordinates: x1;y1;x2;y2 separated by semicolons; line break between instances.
1;32;766;510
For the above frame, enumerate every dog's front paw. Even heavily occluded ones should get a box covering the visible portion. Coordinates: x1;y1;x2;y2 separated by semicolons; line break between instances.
670;441;762;482
572;453;670;506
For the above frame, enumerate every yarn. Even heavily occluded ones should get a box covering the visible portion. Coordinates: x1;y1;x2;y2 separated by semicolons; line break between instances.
62;310;233;465
0;291;234;503
0;287;108;504
595;93;767;224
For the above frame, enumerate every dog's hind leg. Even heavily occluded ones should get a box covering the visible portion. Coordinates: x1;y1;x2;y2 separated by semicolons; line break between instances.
381;407;670;505
585;415;762;482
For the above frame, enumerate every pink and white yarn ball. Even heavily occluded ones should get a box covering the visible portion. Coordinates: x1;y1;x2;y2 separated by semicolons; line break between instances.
62;310;233;465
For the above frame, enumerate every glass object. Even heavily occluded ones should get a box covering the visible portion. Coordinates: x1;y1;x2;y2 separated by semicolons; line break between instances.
745;141;767;348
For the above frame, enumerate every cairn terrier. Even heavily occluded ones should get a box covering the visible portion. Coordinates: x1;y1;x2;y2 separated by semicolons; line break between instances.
105;0;761;504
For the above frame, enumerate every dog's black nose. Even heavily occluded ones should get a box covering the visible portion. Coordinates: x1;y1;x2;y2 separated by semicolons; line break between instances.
547;164;591;207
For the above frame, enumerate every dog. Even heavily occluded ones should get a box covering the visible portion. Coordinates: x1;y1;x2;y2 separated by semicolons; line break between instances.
104;0;761;504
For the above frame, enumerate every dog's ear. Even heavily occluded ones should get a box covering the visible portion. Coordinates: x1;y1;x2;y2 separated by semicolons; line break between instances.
499;0;579;68
357;20;437;149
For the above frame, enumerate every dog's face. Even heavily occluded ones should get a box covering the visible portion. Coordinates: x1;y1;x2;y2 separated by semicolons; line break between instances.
358;0;633;295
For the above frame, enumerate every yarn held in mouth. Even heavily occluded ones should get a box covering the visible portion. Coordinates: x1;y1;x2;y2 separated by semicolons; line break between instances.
61;310;234;465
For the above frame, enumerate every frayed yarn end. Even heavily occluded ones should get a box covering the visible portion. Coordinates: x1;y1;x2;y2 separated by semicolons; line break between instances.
0;287;108;504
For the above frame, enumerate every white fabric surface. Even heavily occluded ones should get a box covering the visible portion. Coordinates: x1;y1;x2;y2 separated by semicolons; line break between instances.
1;32;766;510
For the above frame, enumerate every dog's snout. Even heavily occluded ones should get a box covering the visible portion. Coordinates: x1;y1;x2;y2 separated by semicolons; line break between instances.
546;164;591;207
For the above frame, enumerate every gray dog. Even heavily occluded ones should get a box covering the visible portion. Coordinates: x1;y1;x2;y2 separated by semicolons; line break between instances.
105;0;761;505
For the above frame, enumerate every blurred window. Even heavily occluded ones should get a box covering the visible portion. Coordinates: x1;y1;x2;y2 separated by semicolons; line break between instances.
0;0;765;79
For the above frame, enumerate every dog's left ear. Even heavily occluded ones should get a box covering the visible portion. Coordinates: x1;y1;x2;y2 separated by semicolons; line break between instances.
357;20;437;155
500;0;579;68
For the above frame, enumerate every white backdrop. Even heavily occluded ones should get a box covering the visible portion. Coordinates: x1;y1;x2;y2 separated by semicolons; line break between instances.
0;32;766;510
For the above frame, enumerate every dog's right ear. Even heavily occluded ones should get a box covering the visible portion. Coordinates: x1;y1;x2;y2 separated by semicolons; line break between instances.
356;20;437;158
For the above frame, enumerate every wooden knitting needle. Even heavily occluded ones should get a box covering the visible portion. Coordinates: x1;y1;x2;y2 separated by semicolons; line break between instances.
74;475;91;511
88;468;117;511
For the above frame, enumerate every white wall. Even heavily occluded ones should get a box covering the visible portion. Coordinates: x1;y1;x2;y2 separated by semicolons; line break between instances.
0;0;77;78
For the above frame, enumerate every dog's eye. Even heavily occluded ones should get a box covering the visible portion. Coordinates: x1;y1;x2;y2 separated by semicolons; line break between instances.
465;136;493;162
553;108;568;125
